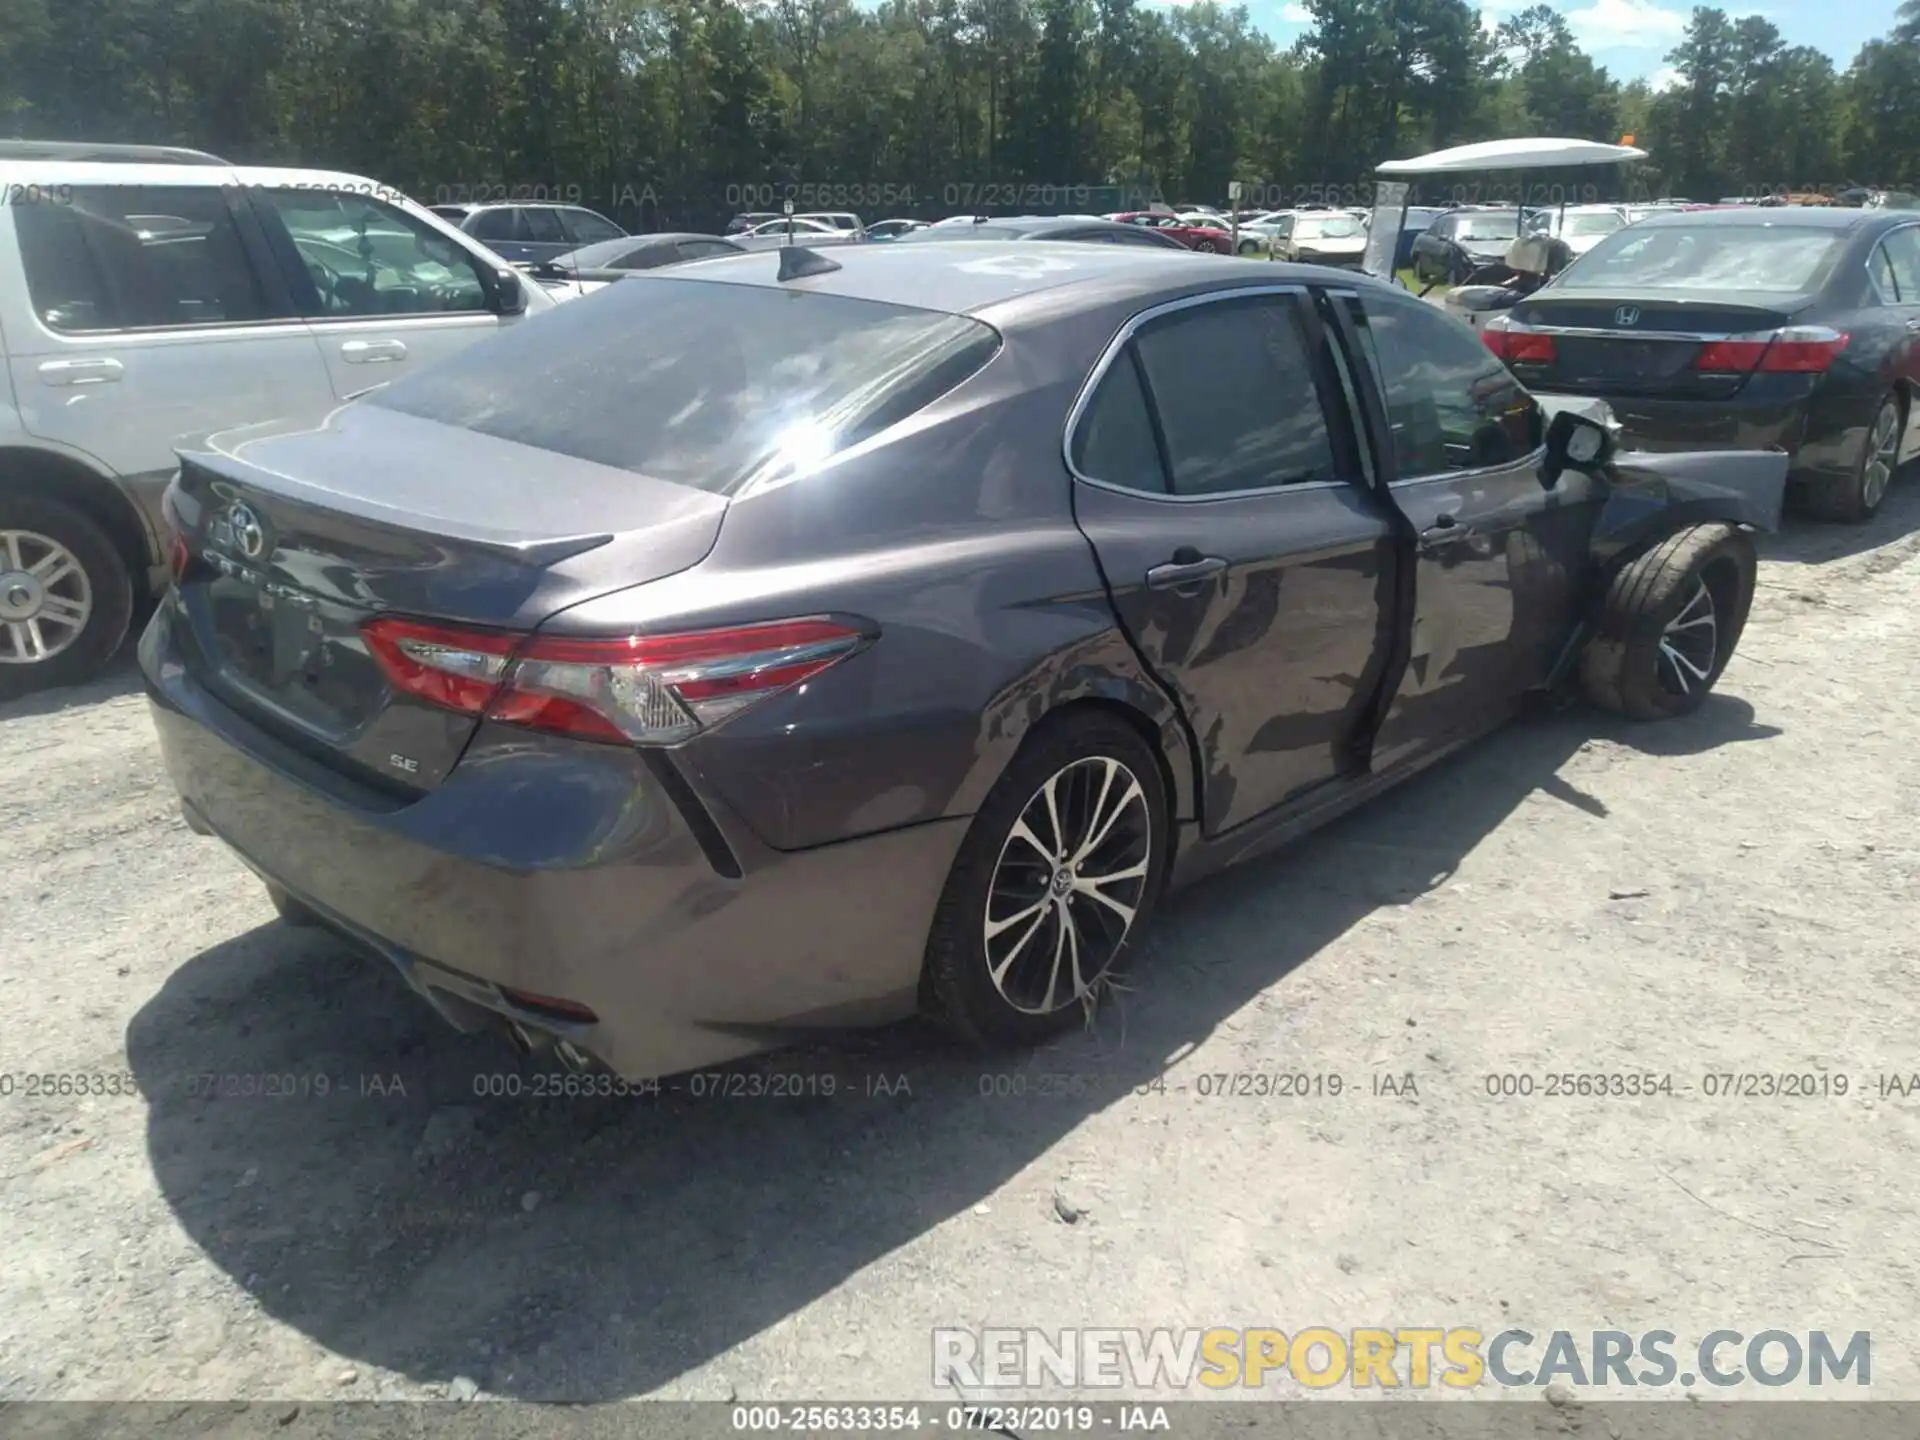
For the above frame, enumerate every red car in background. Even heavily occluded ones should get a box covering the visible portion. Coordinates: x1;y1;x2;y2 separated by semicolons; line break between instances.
1111;212;1232;253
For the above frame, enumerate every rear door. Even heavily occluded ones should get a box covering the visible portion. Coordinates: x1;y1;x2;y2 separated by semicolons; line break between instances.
518;206;573;263
558;208;625;248
465;206;530;262
1877;226;1920;463
1068;286;1398;835
1329;287;1588;766
249;188;529;400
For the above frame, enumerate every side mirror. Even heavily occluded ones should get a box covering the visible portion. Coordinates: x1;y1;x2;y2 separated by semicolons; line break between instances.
493;266;527;315
1541;409;1614;489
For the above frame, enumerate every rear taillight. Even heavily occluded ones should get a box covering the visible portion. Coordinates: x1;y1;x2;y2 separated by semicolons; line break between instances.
361;614;871;747
1481;318;1555;365
362;618;518;714
168;531;191;584
1695;325;1849;374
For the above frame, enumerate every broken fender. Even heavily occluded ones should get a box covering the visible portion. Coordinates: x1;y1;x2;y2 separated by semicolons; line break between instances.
1586;448;1789;570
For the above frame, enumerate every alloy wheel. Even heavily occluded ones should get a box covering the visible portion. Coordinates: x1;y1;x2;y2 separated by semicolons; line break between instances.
982;755;1153;1015
1656;576;1717;699
1861;402;1900;512
0;529;93;665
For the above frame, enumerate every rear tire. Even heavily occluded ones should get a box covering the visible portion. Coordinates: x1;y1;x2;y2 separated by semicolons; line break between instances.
0;494;133;702
1799;392;1902;524
923;712;1170;1048
1579;524;1756;721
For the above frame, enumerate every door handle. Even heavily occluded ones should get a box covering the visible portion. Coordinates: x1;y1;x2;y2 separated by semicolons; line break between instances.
1907;317;1920;331
1145;555;1228;591
38;357;123;386
340;340;408;364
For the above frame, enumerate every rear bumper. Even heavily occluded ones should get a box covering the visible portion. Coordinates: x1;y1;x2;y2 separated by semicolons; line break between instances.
139;596;965;1080
1527;389;1864;486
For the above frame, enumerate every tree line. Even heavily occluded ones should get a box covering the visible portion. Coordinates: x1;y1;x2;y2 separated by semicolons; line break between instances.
2;0;1917;230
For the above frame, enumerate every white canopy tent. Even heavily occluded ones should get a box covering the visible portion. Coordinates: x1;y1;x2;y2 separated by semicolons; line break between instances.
1362;137;1649;283
1376;138;1648;176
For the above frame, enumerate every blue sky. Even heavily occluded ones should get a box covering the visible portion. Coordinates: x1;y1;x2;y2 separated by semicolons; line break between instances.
1185;0;1895;84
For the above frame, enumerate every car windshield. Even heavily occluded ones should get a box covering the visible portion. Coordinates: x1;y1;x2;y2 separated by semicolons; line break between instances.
1452;215;1520;241
1298;216;1362;239
1554;225;1847;293
367;280;1001;496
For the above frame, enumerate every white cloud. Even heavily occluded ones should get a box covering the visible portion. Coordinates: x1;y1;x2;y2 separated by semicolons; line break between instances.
1563;0;1688;51
1279;2;1312;20
1649;64;1683;90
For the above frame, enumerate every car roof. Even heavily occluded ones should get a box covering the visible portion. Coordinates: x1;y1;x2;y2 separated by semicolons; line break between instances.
934;215;1160;237
555;233;734;264
631;239;1400;321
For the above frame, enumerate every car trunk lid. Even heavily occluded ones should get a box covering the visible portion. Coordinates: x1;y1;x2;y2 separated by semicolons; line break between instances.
168;404;727;796
1496;291;1817;399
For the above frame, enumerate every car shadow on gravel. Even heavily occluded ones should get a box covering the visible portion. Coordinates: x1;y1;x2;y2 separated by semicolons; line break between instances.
123;699;1777;1402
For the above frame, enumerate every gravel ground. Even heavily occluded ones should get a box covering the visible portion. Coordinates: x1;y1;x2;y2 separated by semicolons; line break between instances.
3;484;1919;1410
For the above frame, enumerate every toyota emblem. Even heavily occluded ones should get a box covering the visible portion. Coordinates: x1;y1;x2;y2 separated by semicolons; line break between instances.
1615;305;1641;327
229;503;268;561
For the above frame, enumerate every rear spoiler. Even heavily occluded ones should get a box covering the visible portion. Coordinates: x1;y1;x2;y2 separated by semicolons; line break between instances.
173;444;615;568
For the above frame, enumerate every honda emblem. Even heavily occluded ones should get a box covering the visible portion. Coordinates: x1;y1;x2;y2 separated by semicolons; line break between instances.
1615;305;1641;327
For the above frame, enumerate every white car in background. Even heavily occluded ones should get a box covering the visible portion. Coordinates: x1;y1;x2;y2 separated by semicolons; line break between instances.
1269;210;1370;268
0;140;551;696
1228;209;1296;256
1531;203;1634;256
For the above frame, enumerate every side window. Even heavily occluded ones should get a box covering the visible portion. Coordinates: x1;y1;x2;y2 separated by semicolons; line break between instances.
257;190;490;318
1883;229;1920;302
1131;296;1337;496
16;185;271;332
673;240;734;262
1869;242;1899;302
562;209;624;246
468;208;520;243
522;207;568;245
1071;350;1167;493
1357;293;1542;478
1060;231;1113;244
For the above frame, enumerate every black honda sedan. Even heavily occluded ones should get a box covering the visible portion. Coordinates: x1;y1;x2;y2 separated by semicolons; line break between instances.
1484;208;1920;522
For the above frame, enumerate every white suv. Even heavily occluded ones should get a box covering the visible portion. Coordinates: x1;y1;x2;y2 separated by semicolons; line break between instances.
0;141;557;697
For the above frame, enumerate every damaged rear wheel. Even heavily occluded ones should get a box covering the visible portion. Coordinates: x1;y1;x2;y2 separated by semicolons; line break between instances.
1579;524;1757;721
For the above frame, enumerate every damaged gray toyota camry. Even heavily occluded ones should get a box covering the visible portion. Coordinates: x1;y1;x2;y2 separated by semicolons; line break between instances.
140;241;1789;1081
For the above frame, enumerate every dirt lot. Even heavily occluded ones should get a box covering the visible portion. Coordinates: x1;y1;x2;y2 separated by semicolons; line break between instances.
4;484;1920;1408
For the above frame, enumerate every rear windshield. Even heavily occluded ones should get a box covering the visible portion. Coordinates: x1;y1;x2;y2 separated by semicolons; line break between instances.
1298;216;1363;239
366;278;1001;494
1556;225;1846;293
